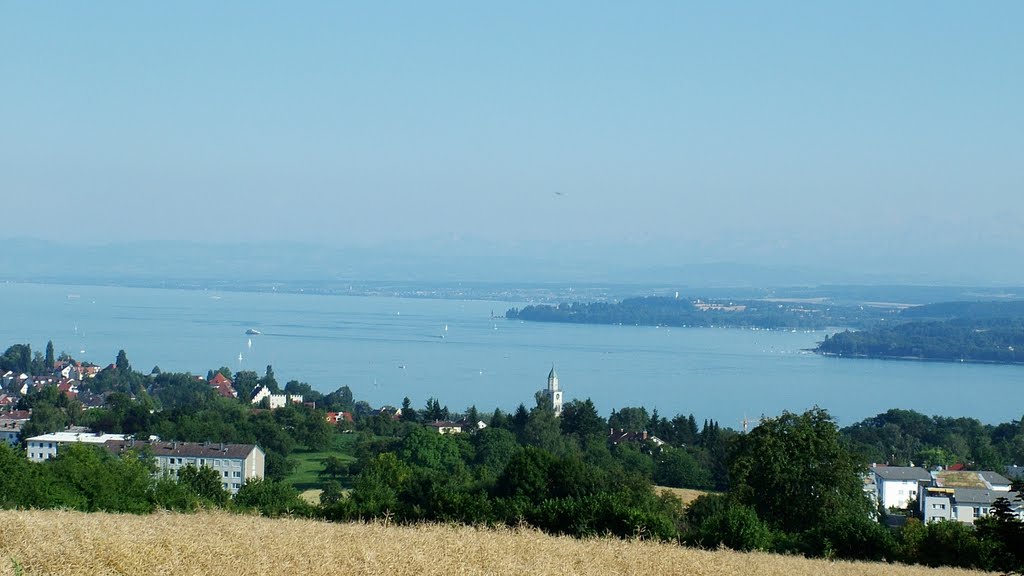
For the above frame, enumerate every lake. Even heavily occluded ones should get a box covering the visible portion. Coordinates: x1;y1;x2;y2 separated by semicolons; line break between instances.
2;282;1022;427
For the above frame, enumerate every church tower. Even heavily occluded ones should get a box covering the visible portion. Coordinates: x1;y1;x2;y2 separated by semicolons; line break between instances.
546;364;563;417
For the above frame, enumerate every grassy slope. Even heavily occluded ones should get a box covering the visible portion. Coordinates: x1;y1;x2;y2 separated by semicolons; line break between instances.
286;433;358;491
0;510;990;576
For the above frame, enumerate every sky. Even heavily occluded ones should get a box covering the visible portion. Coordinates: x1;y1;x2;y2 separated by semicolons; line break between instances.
2;2;1022;283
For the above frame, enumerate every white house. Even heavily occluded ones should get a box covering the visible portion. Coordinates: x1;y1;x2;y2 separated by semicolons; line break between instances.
425;421;463;434
25;431;128;462
872;465;932;510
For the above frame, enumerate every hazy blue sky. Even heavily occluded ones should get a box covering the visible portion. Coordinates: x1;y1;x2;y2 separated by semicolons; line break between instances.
2;3;1022;281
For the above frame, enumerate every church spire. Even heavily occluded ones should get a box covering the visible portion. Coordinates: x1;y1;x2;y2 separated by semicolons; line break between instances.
544;364;563;416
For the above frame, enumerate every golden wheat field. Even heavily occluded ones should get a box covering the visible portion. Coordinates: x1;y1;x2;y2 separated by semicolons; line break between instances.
0;510;991;576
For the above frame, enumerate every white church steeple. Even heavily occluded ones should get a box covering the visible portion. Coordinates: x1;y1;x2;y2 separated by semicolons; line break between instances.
546;364;563;416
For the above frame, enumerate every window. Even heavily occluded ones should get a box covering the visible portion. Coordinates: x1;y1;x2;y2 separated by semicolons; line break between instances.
233;471;241;478
222;483;228;489
232;483;240;489
223;471;229;477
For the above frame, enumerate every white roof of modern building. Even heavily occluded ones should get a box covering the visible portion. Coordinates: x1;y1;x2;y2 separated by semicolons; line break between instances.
25;431;128;444
872;466;932;481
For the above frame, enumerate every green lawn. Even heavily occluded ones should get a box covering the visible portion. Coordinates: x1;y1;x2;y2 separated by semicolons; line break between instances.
286;433;359;492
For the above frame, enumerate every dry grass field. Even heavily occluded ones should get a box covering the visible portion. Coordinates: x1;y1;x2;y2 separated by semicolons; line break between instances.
655;485;713;506
0;509;991;576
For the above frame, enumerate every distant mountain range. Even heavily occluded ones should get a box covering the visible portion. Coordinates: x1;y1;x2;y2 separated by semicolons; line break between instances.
1;238;1021;303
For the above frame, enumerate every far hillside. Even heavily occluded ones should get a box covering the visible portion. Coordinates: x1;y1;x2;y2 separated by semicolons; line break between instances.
900;300;1024;321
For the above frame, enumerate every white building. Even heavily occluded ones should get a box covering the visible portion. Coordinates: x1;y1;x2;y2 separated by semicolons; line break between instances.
540;365;563;417
919;469;1018;524
0;420;24;447
251;385;303;409
105;439;264;495
25;431;128;462
872;465;932;510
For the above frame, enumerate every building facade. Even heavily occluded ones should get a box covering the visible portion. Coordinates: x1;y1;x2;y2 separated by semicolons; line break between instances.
105;439;265;494
25;431;128;462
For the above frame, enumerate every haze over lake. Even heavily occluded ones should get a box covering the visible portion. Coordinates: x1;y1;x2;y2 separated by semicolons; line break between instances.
3;282;1022;427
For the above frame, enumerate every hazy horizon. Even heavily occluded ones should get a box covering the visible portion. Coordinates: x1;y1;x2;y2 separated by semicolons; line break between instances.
3;3;1022;284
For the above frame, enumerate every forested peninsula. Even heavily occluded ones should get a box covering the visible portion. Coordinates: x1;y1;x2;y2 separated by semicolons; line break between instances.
813;301;1024;364
506;296;888;330
816;318;1024;364
509;297;1024;366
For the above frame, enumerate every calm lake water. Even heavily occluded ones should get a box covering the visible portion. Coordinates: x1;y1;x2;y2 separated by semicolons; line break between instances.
2;282;1022;427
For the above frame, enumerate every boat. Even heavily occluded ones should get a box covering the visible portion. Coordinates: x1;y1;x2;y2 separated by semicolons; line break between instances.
245;329;262;335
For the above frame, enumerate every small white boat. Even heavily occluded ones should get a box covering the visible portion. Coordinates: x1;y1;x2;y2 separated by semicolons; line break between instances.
245;328;262;335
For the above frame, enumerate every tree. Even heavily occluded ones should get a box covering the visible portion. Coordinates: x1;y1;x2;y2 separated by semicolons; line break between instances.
471;427;521;479
561;398;606;440
685;494;775;551
115;349;131;372
234;478;310;517
323;385;354;412
45;340;55;371
320;455;350;481
609;406;649;432
729;407;872;534
260;365;279;393
523;404;565;454
0;344;31;373
285;380;322;404
400;397;419;423
178;464;229;507
232;371;260;402
465;405;480;426
653;446;712;489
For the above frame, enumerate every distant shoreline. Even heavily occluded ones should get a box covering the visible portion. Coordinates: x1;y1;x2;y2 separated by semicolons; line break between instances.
815;351;1024;367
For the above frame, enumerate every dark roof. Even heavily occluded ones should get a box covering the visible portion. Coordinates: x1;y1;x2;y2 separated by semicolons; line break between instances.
872;466;932;482
979;471;1012;487
953;487;1013;506
1006;465;1024;480
0;410;31;421
0;420;24;431
105;439;260;460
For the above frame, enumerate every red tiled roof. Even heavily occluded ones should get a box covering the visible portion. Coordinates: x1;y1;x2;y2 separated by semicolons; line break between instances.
210;373;232;385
